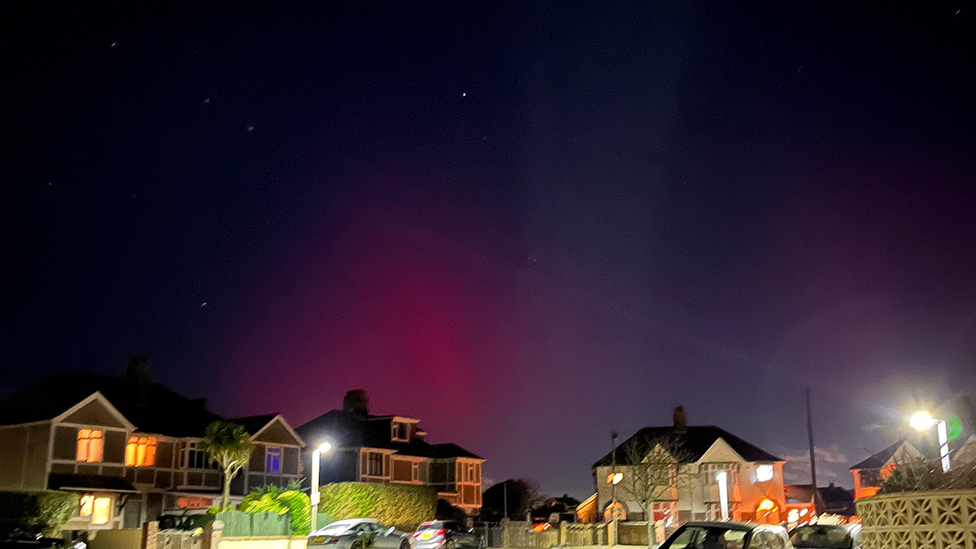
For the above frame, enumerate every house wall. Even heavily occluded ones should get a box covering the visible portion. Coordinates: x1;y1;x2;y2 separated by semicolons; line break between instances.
595;439;786;524
0;423;51;490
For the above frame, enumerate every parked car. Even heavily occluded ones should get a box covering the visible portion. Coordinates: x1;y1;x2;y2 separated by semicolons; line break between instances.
308;519;410;549
659;522;793;549
789;524;861;549
411;521;485;549
0;528;86;549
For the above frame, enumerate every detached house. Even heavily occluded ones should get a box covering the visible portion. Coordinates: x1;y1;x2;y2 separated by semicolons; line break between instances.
0;360;304;530
587;407;786;538
297;390;485;515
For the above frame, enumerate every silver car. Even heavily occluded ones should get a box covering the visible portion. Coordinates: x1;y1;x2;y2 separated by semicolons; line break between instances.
789;524;861;549
308;519;411;549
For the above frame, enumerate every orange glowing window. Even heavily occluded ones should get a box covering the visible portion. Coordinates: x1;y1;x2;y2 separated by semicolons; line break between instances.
125;437;157;467
80;495;94;516
77;429;104;463
92;496;111;525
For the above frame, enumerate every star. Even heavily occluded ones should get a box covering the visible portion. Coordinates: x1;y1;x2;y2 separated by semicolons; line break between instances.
462;92;467;97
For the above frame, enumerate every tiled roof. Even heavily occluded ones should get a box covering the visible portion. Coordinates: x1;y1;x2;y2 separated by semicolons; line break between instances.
0;371;221;437
593;425;781;467
296;409;482;460
849;440;907;470
229;414;279;435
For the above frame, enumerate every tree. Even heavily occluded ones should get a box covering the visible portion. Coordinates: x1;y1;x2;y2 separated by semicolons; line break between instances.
240;480;312;535
619;435;696;547
200;420;253;510
436;498;468;522
482;479;542;520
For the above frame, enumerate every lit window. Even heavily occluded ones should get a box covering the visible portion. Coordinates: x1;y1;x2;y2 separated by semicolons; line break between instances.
265;447;282;473
80;495;94;516
125;437;157;467
92;496;112;525
77;429;104;463
756;464;774;483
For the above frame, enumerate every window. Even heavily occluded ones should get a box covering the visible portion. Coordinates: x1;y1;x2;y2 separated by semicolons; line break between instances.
755;465;774;483
266;447;282;473
181;441;218;470
391;422;409;442
125;437;157;467
80;494;112;526
368;452;384;476
77;429;103;463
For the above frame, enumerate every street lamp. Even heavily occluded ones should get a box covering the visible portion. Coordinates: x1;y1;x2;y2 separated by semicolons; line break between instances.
310;440;334;532
910;411;950;473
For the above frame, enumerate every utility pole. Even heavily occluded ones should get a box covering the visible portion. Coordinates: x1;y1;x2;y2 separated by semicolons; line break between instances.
503;480;508;520
806;387;823;514
610;431;618;547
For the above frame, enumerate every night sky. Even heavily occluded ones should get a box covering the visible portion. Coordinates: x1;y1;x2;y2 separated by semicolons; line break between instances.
4;2;975;498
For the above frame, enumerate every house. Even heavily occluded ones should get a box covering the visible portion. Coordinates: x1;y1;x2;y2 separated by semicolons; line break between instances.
850;434;976;501
0;359;304;530
590;406;786;536
848;440;921;500
297;390;485;515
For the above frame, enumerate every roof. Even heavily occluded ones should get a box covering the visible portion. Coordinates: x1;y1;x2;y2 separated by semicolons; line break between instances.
48;473;138;493
297;409;482;460
431;443;482;459
849;440;907;470
592;425;781;467
229;414;279;435
0;371;221;437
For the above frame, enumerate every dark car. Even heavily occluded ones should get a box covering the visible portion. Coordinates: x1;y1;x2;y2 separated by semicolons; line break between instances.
789;525;861;549
0;529;86;549
659;522;793;549
411;521;484;549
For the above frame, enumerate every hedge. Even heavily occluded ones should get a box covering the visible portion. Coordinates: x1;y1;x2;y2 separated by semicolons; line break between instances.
318;482;436;531
0;491;80;536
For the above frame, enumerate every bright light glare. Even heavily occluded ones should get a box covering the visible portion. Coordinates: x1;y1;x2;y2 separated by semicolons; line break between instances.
756;464;774;482
909;411;938;431
316;441;333;454
608;472;623;485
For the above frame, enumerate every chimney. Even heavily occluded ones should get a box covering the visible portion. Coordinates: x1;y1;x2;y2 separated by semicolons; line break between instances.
125;357;152;408
673;406;687;431
342;389;369;415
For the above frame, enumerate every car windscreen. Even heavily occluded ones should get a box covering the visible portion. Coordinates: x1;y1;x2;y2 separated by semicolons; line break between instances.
418;522;446;531
790;527;852;549
316;523;355;535
663;526;747;549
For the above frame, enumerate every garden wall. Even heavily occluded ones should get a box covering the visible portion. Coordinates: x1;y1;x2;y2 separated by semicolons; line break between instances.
857;490;976;549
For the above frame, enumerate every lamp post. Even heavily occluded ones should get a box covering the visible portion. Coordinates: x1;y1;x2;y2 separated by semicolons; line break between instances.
910;411;950;473
310;441;334;532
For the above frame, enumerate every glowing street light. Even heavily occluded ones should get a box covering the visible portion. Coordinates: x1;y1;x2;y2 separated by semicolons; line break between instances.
910;411;950;473
310;440;334;532
909;411;938;431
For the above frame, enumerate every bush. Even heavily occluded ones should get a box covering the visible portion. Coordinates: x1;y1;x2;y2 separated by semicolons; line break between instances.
318;482;436;531
435;499;468;522
878;458;976;494
239;482;312;535
0;491;80;537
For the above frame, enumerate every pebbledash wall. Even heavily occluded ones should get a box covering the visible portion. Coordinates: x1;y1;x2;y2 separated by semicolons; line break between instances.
857;490;976;549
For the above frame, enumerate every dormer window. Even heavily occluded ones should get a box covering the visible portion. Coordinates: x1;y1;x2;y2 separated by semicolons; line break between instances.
392;422;409;442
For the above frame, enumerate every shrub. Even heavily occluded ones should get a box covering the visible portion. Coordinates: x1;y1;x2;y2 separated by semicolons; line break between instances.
435;499;468;522
318;482;436;531
0;491;80;537
239;482;312;535
878;458;976;494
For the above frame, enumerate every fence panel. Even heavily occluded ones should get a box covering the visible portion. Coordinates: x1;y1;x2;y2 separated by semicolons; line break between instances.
157;530;203;549
217;510;291;536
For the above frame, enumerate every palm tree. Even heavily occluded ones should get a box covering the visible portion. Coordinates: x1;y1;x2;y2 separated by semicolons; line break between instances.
200;420;254;510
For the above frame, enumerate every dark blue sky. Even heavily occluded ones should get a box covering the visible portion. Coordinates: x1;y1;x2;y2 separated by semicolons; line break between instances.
4;1;975;497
